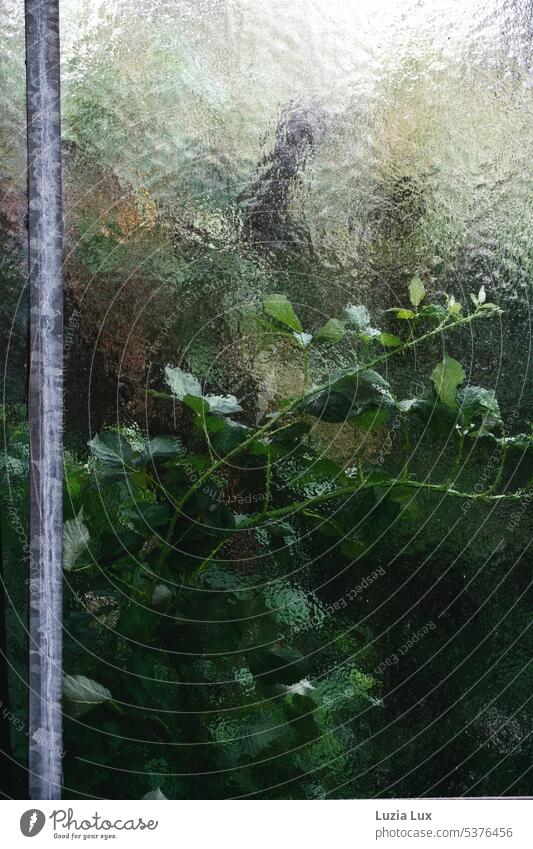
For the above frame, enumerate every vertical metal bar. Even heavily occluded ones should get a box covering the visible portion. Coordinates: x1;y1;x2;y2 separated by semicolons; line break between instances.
25;0;63;800
0;523;14;797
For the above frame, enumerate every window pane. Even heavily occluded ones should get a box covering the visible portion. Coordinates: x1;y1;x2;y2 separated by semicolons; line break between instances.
59;0;532;799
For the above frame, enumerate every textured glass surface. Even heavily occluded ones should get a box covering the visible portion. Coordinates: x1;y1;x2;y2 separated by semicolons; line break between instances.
0;0;27;402
60;0;532;417
57;0;532;799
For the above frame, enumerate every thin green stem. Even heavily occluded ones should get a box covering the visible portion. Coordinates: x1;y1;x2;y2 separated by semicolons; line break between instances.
402;419;410;481
487;442;509;495
446;431;464;487
174;309;487;516
239;476;527;532
69;563;146;600
262;447;272;515
156;306;497;568
303;345;310;392
200;411;216;463
190;537;227;581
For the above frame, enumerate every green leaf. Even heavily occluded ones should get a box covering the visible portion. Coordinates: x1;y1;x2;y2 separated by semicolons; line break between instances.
147;389;178;402
263;294;303;332
63;509;90;572
476;301;503;316
499;433;533;452
164;366;202;399
151;584;174;608
193;413;230;433
88;432;133;468
377;332;402;348
297;391;352;422
350;408;390;430
183;394;210;415
340;539;367;559
140;436;182;463
211;420;252;452
345;304;371;330
398;398;422;413
329;367;393;398
63;675;112;717
395;308;416;320
401;397;459;436
269;418;311;446
142;789;168;800
292;457;349;488
458;386;502;434
446;294;462;316
205;394;243;416
408;275;426;307
300;369;393;422
430;355;466;408
419;304;447;322
126;501;170;532
387;485;422;520
314;318;345;343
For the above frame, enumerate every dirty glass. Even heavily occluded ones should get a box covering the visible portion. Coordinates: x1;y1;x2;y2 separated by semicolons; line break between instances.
5;0;530;799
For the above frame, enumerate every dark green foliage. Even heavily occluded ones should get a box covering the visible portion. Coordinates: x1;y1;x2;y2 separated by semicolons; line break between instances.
55;287;532;798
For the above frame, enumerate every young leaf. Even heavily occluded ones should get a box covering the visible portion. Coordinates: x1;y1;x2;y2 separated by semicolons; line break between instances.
164;365;202;399
419;304;447;322
63;675;112;716
377;332;402;348
408;275;426;307
88;432;134;467
314;318;345;344
430;354;466;408
63;509;90;572
446;294;462;316
395;308;416;320
263;294;303;332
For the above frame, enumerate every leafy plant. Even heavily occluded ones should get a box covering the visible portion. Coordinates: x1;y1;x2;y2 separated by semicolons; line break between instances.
60;283;531;798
